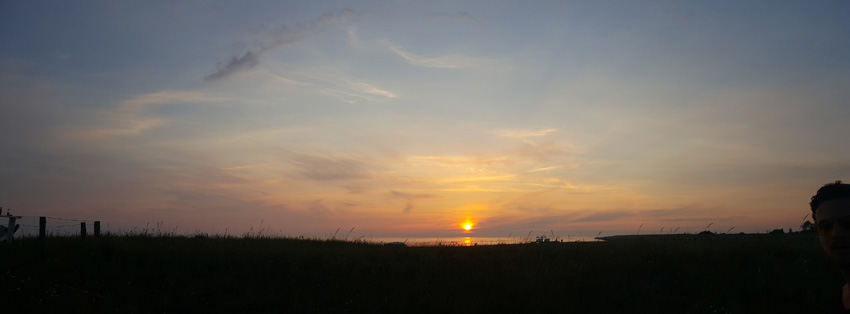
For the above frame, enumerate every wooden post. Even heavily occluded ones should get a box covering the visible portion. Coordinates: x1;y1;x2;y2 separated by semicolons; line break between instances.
80;222;87;239
39;216;46;241
5;216;16;243
94;221;100;237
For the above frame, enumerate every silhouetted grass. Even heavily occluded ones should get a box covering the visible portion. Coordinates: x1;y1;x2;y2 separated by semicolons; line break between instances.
0;233;836;313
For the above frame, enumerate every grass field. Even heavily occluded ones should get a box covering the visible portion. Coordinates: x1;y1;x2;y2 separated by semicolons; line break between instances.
0;233;839;313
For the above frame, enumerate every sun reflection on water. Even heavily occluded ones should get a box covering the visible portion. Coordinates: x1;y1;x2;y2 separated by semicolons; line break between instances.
461;237;474;246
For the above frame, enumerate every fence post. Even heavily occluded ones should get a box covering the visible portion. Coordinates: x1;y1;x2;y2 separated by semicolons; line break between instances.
94;221;100;237
39;217;46;241
5;216;16;243
80;222;87;239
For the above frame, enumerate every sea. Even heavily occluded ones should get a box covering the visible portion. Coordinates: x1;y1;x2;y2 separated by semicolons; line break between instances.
366;236;601;247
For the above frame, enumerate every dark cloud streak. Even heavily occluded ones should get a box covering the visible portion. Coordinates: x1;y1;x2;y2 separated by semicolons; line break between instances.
390;190;436;213
204;51;260;82
291;152;370;182
204;9;354;82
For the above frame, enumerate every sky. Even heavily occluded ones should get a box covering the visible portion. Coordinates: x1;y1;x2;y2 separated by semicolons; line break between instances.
2;0;850;239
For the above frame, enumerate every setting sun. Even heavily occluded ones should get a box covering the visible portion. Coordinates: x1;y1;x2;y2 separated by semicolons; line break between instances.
461;219;475;232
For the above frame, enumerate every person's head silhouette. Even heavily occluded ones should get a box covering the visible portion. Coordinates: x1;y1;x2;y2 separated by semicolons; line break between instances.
811;180;850;312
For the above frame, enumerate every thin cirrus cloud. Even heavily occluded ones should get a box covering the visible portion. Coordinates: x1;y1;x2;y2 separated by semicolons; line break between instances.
407;155;511;173
571;211;635;223
387;45;494;69
319;80;398;104
348;82;397;99
390;190;437;213
78;90;228;140
260;65;398;103
527;166;562;173
289;151;372;182
493;128;558;139
441;175;517;183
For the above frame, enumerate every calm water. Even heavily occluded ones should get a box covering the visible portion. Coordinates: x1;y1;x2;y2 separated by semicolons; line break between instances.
369;236;600;247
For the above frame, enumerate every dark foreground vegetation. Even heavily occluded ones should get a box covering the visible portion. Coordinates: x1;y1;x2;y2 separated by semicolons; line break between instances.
0;233;838;313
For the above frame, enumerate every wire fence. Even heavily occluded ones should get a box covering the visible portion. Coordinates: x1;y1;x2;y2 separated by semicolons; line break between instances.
19;223;79;228
18;215;97;223
0;211;103;240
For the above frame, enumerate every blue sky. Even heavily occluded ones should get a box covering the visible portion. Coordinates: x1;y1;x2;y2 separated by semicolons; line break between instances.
2;1;849;238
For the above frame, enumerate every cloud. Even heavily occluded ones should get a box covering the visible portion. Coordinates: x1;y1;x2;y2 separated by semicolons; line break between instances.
204;51;261;82
409;155;509;170
345;27;366;50
271;67;397;104
79;90;228;139
490;128;578;162
512;140;573;161
303;199;336;215
387;45;493;69
320;80;399;103
568;205;743;226
527;166;561;173
205;9;355;82
439;187;506;192
390;190;437;213
572;211;633;223
349;82;397;99
289;151;371;182
493;128;558;139
82;118;165;139
442;175;516;183
120;91;224;109
477;212;591;234
161;188;269;214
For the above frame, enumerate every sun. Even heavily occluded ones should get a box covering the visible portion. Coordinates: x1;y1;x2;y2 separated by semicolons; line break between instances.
459;218;475;233
461;220;474;232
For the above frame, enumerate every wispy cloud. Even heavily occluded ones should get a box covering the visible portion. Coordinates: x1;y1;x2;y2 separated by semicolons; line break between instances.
390;190;437;213
289;151;371;182
442;175;516;183
120;91;224;110
345;27;366;51
572;211;634;223
81;118;165;139
408;155;512;175
278;68;398;103
440;187;506;192
512;140;574;161
349;82;397;99
321;80;398;103
205;9;355;82
491;128;578;162
493;128;558;139
387;45;493;69
204;51;261;82
79;90;228;139
527;166;561;173
568;206;743;230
